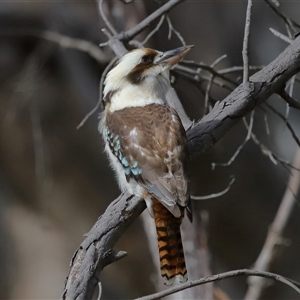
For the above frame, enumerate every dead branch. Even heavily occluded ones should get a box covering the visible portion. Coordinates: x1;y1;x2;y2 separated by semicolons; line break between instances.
61;192;145;300
187;34;300;159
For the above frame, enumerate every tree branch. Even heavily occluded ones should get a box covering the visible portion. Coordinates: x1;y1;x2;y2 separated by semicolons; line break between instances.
61;192;145;300
244;149;300;300
187;34;300;159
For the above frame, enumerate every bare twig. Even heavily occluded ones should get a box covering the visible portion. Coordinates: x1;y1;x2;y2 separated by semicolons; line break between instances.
243;115;300;170
218;65;263;75
180;61;238;87
77;56;118;129
245;149;300;300
277;89;300;110
114;0;185;42
139;15;165;46
166;15;186;46
285;75;296;118
136;269;300;300
269;28;293;44
242;0;253;83
98;0;118;36
264;0;300;33
266;103;300;148
191;176;235;200
211;111;254;169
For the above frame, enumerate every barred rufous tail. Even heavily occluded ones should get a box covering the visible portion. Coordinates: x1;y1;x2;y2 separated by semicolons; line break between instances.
152;198;187;286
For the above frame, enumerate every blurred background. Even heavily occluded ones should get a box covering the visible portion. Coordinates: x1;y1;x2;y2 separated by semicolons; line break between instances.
0;1;300;299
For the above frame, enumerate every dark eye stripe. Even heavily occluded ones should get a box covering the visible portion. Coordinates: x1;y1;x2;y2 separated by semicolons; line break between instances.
140;55;153;64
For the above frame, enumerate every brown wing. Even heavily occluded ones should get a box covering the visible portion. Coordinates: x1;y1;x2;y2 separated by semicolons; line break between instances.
105;103;190;217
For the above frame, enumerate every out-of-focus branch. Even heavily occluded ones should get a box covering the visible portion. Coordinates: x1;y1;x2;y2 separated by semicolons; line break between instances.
266;103;300;147
277;89;300;110
98;0;118;36
1;28;109;64
244;149;300;300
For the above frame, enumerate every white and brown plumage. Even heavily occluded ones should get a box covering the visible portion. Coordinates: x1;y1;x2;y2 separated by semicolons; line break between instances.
100;46;193;286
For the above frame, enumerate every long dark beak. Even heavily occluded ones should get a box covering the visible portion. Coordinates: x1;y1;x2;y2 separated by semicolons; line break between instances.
156;45;194;67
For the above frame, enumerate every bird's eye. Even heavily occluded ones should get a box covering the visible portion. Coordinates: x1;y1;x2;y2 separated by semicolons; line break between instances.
140;55;153;64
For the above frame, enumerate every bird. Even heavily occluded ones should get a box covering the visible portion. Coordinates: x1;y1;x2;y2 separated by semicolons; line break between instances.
100;45;193;286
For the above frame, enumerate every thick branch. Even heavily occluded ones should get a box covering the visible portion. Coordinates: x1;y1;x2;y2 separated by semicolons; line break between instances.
187;34;300;159
62;192;145;300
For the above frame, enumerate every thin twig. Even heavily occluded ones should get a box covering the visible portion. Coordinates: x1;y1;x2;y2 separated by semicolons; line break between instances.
77;56;118;129
269;28;293;44
211;111;255;169
139;15;165;46
245;149;300;300
277;89;300;110
191;176;235;200
266;103;300;148
219;65;263;75
243;115;300;171
242;0;253;83
166;15;186;46
181;60;238;86
211;54;227;68
135;269;300;300
174;67;235;92
98;0;118;36
285;75;296;118
115;0;185;42
204;76;214;114
264;0;300;33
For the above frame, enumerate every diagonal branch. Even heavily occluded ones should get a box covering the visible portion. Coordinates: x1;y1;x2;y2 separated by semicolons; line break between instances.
61;192;145;300
187;34;300;159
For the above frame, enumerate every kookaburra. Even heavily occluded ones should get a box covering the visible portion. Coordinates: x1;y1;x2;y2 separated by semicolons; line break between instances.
100;46;193;286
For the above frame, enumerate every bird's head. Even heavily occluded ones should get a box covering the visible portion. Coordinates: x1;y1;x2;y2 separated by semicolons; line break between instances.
103;46;193;104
